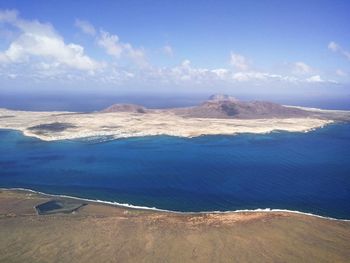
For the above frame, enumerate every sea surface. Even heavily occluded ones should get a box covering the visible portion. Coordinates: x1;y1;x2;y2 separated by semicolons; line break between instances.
0;124;350;219
1;93;350;111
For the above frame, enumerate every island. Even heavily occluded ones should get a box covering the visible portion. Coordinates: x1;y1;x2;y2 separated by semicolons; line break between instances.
1;94;349;141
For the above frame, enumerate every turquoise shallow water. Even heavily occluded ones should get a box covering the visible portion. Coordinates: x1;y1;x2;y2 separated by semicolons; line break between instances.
0;124;350;219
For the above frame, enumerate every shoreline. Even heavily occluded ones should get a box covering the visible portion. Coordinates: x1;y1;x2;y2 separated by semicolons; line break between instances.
2;188;350;262
0;120;335;142
0;107;337;141
18;118;336;141
2;187;349;222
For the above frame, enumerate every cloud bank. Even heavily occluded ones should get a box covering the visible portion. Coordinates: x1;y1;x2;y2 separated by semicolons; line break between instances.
0;9;344;93
0;10;100;72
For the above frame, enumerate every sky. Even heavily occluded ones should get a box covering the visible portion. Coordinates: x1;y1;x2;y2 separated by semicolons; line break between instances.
0;0;350;101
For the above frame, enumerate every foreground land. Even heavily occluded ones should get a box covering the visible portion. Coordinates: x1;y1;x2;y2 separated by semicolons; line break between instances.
0;190;350;263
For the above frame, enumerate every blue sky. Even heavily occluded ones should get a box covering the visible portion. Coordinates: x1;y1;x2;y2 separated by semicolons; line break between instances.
0;0;349;98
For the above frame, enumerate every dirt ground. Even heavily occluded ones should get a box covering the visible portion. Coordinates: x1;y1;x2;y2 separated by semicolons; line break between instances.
0;190;350;263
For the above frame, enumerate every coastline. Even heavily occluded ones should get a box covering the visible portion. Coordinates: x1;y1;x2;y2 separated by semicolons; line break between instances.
1;188;350;262
0;108;336;141
0;120;334;143
2;187;349;222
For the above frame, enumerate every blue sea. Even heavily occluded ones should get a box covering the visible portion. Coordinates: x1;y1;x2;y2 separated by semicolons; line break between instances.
0;124;350;219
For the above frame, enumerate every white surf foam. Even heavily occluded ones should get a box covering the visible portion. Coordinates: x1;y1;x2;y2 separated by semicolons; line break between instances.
2;187;349;222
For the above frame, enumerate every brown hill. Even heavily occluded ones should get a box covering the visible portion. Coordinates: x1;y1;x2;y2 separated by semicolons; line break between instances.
172;95;310;119
101;104;147;113
102;94;311;119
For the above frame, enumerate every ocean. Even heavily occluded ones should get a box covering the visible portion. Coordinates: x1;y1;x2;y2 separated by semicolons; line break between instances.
1;93;350;111
0;124;350;219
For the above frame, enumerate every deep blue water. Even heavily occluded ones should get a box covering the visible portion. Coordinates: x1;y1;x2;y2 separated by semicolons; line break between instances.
0;124;350;219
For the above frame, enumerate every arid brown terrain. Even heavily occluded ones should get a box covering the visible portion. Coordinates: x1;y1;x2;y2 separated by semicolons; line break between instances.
0;190;350;263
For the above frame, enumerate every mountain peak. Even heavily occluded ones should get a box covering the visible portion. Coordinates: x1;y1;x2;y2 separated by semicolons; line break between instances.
101;104;147;113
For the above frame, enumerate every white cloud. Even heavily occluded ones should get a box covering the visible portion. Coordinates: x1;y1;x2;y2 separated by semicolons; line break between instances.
97;30;123;58
181;59;191;68
0;9;339;89
230;52;249;71
211;68;228;79
231;71;295;82
168;60;201;80
123;43;148;67
0;9;100;71
328;41;350;60
97;30;148;67
100;58;333;86
232;72;264;81
294;61;312;74
162;45;173;56
75;19;96;36
336;69;347;77
153;60;305;85
154;59;219;83
8;73;17;79
306;75;324;83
